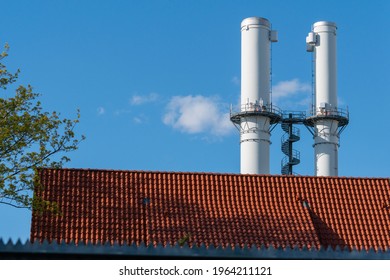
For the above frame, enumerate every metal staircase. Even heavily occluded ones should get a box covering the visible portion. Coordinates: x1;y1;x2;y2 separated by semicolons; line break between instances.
281;113;302;175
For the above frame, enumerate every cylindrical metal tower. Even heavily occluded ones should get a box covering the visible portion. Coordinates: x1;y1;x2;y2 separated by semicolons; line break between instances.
241;17;272;107
305;21;349;177
230;17;281;174
312;21;338;110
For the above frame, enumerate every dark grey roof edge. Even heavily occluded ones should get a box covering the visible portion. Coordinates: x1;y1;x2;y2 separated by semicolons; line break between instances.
1;239;389;260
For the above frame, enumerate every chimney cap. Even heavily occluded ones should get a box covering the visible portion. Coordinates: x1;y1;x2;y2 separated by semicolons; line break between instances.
313;21;337;30
241;17;271;30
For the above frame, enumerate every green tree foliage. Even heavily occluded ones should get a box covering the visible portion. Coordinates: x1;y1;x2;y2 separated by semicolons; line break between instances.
0;44;85;210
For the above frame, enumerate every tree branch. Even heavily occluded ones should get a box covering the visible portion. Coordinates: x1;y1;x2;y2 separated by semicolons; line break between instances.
0;200;29;209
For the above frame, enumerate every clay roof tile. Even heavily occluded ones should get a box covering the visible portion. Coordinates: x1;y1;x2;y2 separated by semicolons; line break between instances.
31;168;390;251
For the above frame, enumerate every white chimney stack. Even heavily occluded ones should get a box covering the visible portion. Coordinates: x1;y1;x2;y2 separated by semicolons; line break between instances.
306;21;349;176
231;17;281;175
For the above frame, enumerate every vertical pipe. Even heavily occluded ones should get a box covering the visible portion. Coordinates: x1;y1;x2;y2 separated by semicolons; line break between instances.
240;17;274;174
288;115;293;175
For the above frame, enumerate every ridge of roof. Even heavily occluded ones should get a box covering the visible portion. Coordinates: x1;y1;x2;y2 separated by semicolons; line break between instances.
37;167;390;180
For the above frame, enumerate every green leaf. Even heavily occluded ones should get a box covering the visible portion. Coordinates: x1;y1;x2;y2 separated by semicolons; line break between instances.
0;44;85;211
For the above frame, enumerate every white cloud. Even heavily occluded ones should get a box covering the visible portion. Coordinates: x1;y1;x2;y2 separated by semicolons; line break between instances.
272;79;311;101
133;117;142;124
97;107;105;115
272;79;311;110
130;92;159;105
231;76;240;86
114;109;132;116
163;95;234;136
132;114;148;124
297;96;312;107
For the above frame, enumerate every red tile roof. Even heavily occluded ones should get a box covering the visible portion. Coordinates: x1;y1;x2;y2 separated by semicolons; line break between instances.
31;168;390;251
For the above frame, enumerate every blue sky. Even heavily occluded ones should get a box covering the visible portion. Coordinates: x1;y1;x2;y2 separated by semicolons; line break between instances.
1;0;389;241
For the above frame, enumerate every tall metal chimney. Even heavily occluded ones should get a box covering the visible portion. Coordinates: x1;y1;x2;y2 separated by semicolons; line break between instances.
230;17;281;174
305;21;349;176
